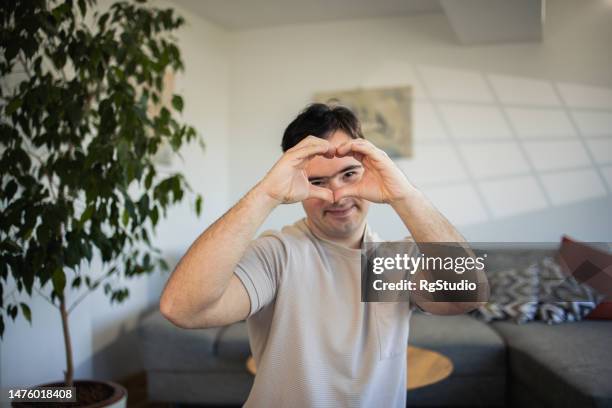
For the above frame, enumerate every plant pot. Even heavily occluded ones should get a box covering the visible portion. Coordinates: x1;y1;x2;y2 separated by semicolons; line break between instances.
12;380;127;408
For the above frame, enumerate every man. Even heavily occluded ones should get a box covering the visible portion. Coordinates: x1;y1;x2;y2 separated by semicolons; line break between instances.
160;103;488;407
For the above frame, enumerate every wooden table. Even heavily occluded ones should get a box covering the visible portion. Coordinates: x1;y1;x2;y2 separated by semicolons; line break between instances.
246;355;257;376
406;345;453;390
246;345;453;390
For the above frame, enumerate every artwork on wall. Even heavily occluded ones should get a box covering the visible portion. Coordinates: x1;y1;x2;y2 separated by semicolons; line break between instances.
314;86;413;158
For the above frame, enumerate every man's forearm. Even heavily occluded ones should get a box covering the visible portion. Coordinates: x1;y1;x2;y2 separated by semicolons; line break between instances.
390;186;489;314
160;183;278;319
390;186;464;243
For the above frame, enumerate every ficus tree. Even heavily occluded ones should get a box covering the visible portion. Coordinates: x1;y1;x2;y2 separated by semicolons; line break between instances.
0;0;202;387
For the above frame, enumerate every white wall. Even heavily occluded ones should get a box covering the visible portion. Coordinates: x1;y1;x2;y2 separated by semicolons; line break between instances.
227;0;612;242
2;0;612;397
0;1;231;394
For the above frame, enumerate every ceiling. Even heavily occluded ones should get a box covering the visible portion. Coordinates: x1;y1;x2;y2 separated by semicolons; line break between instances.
175;0;544;44
176;0;443;31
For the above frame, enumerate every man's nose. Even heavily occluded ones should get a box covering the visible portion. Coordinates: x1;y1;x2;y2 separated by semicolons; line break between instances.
328;176;345;191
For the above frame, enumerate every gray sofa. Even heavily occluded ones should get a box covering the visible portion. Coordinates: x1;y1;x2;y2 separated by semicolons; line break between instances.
139;249;612;407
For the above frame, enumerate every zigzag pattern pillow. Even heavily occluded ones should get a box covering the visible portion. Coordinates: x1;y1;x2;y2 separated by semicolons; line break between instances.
471;263;539;324
537;257;603;324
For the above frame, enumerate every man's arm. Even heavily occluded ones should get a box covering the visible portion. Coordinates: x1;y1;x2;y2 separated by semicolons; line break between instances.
160;136;335;329
390;189;489;315
334;139;489;315
159;186;277;329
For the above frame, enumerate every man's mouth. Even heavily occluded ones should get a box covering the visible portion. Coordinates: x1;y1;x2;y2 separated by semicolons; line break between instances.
324;205;356;218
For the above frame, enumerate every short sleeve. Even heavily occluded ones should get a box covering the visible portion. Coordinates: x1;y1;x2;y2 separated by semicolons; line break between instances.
401;235;423;311
234;233;288;317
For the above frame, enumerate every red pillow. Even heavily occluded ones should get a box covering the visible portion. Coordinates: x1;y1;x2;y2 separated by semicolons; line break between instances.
586;302;612;320
558;236;612;320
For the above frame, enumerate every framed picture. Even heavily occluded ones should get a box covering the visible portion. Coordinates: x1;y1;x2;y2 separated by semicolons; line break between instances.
314;86;413;158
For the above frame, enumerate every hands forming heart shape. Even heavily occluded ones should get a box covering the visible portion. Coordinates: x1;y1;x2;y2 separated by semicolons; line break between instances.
260;135;413;205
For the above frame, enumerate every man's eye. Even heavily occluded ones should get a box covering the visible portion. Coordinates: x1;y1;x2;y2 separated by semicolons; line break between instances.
311;181;324;186
344;171;357;178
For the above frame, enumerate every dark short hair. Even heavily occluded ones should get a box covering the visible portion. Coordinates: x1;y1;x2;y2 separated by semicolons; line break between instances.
281;103;364;152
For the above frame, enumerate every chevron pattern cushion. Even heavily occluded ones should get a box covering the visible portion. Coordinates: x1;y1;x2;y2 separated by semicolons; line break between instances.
471;262;540;324
537;256;603;324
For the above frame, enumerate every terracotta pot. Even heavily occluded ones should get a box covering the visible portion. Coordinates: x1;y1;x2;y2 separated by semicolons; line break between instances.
11;380;127;408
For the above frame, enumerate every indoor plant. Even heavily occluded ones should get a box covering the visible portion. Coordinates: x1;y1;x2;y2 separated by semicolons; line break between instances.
0;0;201;405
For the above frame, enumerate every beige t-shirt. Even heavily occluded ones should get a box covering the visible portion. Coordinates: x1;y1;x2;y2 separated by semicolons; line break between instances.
234;218;412;407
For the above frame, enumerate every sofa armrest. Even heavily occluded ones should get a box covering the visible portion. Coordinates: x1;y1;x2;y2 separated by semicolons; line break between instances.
139;309;222;371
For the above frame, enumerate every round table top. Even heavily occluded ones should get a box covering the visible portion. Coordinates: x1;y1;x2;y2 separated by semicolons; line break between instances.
246;345;452;390
246;355;257;376
406;345;453;389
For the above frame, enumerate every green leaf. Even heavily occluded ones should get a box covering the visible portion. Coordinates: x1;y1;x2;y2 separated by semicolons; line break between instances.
52;268;66;298
5;98;22;115
111;287;129;303
8;304;18;320
171;95;183;112
105;266;117;277
78;0;86;17
19;303;32;324
122;209;129;226
4;180;18;201
72;276;82;289
98;13;109;31
138;194;149;218
150;205;159;226
156;257;167;270
144;168;155;189
80;205;94;223
125;199;137;222
195;195;202;216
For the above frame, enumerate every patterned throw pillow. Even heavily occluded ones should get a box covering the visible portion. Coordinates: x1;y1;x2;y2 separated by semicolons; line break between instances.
537;257;604;324
471;263;540;324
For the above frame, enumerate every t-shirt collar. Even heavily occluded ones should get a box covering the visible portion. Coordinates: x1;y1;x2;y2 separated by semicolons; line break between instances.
297;218;377;258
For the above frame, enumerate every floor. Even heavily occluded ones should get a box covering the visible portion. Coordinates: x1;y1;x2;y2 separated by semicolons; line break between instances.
118;372;242;408
118;372;166;408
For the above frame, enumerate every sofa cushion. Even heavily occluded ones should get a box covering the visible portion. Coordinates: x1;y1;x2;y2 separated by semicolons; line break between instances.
477;248;557;272
148;371;253;405
558;236;612;300
537;256;602;324
216;321;251;360
406;375;505;407
587;302;612;320
491;320;612;408
138;309;246;372
471;263;540;324
409;312;506;377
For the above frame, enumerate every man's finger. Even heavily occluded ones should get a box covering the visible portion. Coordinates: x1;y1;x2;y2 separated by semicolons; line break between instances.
292;142;335;160
336;140;382;161
287;135;327;153
308;185;334;202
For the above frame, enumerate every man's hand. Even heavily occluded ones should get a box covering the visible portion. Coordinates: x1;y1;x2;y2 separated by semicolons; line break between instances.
258;136;336;204
334;139;413;204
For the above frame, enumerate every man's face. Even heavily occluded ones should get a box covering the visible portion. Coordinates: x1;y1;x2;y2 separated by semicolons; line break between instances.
302;131;370;241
